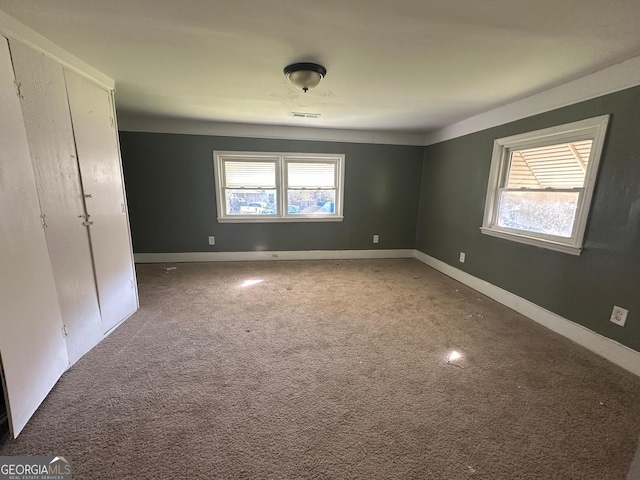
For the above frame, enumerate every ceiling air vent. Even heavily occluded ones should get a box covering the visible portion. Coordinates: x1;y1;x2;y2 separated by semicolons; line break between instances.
291;112;321;119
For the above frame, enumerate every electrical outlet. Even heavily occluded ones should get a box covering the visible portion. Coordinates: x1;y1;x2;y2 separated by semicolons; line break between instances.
373;234;379;244
208;236;216;246
459;252;466;263
610;306;628;326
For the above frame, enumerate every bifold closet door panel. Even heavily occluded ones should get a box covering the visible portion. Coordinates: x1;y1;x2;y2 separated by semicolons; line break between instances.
64;69;138;333
0;36;69;437
10;41;103;365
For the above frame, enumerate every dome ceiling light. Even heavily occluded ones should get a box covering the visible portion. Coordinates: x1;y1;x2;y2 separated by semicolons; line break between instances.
283;63;327;93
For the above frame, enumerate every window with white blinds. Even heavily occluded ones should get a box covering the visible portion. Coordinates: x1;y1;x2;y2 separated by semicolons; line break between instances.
481;115;609;255
224;161;276;188
286;161;337;216
287;162;335;188
214;151;344;222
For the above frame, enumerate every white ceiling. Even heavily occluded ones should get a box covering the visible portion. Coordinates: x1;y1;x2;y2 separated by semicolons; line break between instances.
2;0;640;133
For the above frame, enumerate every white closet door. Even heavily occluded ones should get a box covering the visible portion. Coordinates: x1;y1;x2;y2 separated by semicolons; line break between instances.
64;69;138;333
0;36;69;437
10;41;103;365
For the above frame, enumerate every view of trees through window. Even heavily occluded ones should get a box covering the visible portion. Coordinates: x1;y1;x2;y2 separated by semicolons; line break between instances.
497;191;579;238
287;190;335;214
494;141;590;238
482;116;608;253
225;189;276;215
224;189;336;215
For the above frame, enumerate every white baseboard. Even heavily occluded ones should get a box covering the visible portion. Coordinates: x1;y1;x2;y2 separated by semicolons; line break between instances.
134;249;414;264
413;250;640;378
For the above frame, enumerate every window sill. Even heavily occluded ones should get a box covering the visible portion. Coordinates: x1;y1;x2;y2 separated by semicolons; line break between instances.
218;216;344;224
480;226;582;255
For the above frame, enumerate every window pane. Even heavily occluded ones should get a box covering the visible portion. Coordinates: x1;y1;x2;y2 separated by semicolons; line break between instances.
506;140;592;189
287;190;336;215
288;162;335;188
225;161;276;188
497;190;579;237
225;189;277;215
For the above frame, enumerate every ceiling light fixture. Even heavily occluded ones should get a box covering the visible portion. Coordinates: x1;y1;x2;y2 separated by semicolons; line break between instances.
283;62;326;93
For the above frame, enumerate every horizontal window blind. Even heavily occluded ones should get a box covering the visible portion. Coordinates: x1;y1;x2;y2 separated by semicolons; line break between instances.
224;161;276;188
288;162;335;188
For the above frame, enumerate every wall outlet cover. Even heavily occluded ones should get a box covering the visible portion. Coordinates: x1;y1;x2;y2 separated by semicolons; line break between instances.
373;235;379;244
610;306;628;326
459;252;466;263
208;236;215;246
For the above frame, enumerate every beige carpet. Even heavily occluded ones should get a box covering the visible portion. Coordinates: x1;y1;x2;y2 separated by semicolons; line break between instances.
2;259;640;479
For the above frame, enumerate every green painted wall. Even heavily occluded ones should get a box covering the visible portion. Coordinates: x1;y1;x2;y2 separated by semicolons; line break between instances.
120;132;423;253
416;85;640;352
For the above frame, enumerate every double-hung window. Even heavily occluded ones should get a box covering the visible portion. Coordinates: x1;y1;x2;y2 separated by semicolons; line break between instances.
481;115;609;255
214;151;344;222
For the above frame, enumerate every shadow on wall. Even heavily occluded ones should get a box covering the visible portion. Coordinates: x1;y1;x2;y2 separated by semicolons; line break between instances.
588;196;640;252
0;368;7;434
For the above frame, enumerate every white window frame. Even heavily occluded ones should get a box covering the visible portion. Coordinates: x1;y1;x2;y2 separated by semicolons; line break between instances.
214;151;345;223
480;115;609;255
